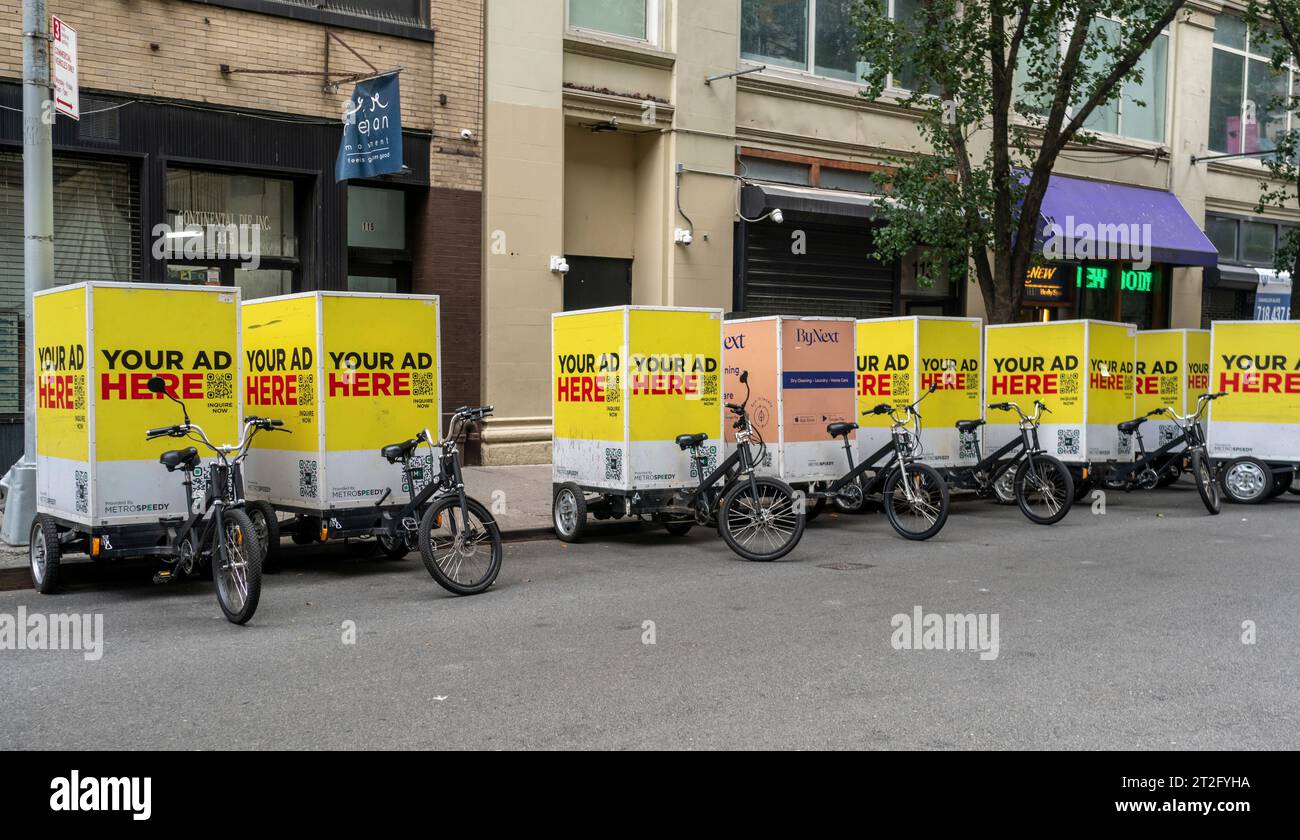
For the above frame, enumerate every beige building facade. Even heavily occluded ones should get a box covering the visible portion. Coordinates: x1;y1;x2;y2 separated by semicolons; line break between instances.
480;0;1298;465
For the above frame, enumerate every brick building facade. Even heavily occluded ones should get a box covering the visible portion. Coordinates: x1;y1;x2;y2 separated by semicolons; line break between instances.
0;0;484;471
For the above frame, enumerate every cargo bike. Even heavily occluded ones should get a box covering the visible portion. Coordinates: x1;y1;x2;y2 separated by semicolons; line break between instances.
239;292;500;595
28;282;270;624
551;306;805;561
1206;320;1300;504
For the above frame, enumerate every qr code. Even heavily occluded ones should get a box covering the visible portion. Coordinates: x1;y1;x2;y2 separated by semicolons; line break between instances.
1158;424;1178;446
959;429;980;460
761;449;774;469
893;373;911;397
1059;372;1079;393
402;453;436;495
73;376;86;410
1159;376;1177;396
702;375;718;396
1057;429;1080;455
74;469;88;513
604;447;623;481
190;464;210;504
412;372;436;397
1118;433;1132;456
297;373;314;404
298;459;318;499
690;445;718;478
205;372;233;400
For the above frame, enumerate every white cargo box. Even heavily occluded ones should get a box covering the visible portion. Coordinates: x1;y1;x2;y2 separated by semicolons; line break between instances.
552;306;724;492
241;292;442;512
34;282;242;529
984;319;1136;464
1207;320;1300;463
721;316;857;483
855;316;984;468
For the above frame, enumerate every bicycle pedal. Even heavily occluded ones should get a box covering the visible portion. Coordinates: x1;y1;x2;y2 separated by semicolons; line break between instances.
152;570;176;585
401;517;419;530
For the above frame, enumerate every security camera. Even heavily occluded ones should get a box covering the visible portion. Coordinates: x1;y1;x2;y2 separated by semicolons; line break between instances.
770;208;784;224
674;227;693;246
460;128;474;141
549;256;570;274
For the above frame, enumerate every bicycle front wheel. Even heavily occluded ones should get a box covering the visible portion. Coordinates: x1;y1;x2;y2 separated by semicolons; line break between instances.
882;463;949;541
419;496;503;595
719;476;805;561
212;508;263;625
1191;449;1221;515
1015;454;1074;525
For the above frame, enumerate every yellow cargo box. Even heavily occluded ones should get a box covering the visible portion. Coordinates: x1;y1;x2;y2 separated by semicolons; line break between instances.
1135;329;1210;450
1207;320;1300;463
34;282;242;528
241;292;442;512
552;306;723;492
856;316;984;467
984;319;1136;463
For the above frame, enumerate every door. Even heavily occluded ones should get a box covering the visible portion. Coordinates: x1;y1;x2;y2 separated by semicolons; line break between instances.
563;256;632;311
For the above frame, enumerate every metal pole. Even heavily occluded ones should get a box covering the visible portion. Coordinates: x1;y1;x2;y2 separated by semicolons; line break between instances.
1;0;53;546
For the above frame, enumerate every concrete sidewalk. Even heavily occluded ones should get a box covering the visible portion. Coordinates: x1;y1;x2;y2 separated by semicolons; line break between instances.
0;463;557;571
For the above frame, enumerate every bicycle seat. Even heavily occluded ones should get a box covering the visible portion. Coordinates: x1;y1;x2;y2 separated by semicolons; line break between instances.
381;438;419;462
826;421;858;438
956;419;986;433
675;433;708;450
159;447;199;472
1117;417;1147;434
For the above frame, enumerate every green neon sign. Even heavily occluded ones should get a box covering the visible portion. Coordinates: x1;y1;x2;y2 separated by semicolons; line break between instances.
1074;265;1155;293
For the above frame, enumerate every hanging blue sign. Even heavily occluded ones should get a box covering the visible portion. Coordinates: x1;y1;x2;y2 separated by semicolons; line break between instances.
336;72;403;181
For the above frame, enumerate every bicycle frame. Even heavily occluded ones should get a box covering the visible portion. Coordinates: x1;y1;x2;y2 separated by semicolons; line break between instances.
378;408;491;540
952;411;1044;492
1106;394;1218;486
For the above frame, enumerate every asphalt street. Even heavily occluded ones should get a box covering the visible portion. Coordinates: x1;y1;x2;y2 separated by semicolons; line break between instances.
1;484;1297;750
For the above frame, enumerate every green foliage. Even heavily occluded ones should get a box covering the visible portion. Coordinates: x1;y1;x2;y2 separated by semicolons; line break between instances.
849;0;1186;321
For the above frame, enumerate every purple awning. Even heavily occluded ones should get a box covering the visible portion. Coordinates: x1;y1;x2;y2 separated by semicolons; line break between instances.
1035;175;1218;268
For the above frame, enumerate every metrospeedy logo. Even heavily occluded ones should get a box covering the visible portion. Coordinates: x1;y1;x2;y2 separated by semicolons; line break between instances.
50;771;151;821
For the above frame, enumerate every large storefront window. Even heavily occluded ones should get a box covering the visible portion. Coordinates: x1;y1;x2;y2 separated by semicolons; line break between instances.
163;168;298;299
1209;15;1296;155
0;152;139;416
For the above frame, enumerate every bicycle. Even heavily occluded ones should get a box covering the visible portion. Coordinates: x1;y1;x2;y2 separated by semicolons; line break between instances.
655;370;806;561
1103;391;1227;515
814;383;950;540
948;400;1075;525
144;375;285;624
375;405;503;595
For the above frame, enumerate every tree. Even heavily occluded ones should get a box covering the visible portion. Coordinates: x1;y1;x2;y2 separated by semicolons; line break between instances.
1243;0;1300;282
851;1;1187;323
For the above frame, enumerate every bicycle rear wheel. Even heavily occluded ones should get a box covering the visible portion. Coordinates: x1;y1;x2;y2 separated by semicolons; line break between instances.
882;463;949;540
419;495;503;595
212;508;263;625
719;476;805;561
1191;449;1221;515
1015;454;1074;525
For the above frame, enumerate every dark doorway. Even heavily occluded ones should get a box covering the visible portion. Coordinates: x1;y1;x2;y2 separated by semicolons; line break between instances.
563;256;632;311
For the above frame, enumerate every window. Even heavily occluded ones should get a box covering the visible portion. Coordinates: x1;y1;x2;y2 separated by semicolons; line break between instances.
0;152;140;416
739;155;812;185
569;0;655;44
740;0;922;90
1209;15;1297;154
820;167;879;192
1206;213;1296;267
1017;19;1169;142
163;167;299;300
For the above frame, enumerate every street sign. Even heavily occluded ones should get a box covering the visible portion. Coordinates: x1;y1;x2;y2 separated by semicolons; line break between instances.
1253;268;1292;321
51;14;78;121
